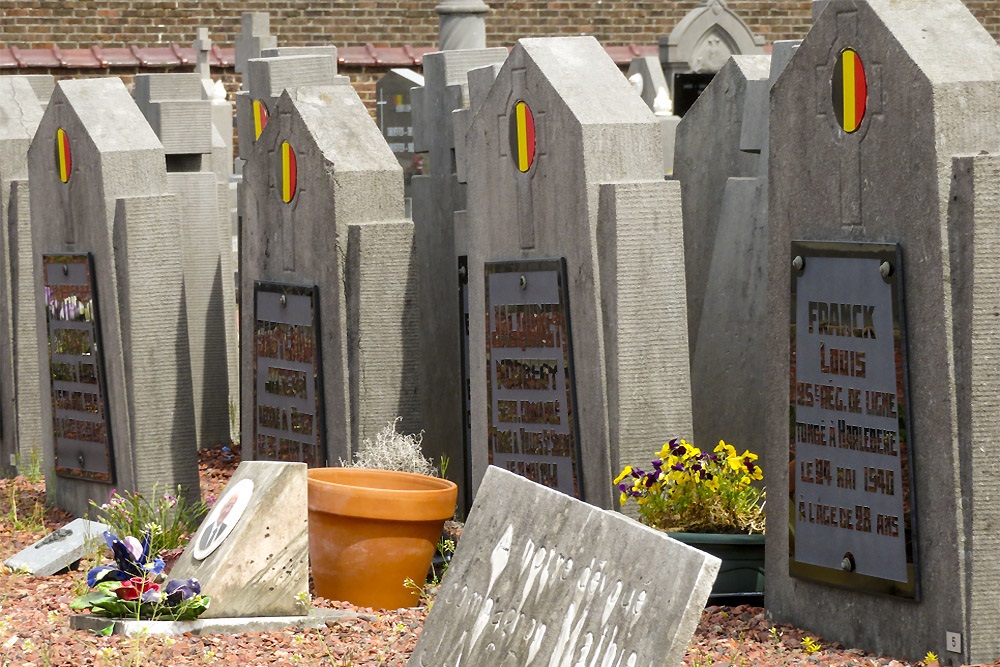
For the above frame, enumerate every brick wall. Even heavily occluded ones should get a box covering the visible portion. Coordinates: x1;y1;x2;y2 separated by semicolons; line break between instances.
2;1;998;51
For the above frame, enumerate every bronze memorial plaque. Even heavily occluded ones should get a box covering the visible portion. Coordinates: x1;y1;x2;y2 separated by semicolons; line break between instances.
252;282;325;467
485;259;582;498
42;254;114;482
789;242;917;598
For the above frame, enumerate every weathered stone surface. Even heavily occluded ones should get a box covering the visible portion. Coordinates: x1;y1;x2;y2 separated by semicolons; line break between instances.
409;47;507;508
410;466;720;666
171;461;309;618
4;518;108;576
240;84;416;465
235;55;346;160
764;1;1000;663
28;78;198;517
134;72;238;451
0;77;45;475
461;37;691;508
234;12;277;78
674;55;770;349
675;55;773;456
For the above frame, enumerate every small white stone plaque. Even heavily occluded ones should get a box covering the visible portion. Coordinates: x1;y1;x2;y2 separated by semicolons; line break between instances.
4;518;108;576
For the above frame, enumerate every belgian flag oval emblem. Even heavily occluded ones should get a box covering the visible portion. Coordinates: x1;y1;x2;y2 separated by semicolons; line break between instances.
280;141;297;204
55;128;72;183
253;99;270;140
509;100;536;172
833;48;867;133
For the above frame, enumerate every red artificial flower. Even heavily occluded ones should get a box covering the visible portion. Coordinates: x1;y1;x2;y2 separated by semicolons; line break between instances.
115;577;160;601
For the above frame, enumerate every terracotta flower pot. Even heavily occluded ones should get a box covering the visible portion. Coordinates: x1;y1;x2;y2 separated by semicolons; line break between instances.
307;468;457;609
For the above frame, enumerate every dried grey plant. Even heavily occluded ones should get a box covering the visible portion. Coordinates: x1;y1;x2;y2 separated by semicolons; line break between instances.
341;417;438;477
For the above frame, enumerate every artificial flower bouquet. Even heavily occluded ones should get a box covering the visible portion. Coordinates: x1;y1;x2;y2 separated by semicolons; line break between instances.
70;531;210;621
614;438;765;535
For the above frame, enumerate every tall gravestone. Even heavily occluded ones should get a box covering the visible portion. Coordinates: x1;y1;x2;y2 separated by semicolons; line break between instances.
134;73;239;448
410;46;508;508
0;77;46;475
376;68;425;208
27;78;199;516
240;82;419;468
235;54;340;163
460;37;693;509
234;12;278;82
764;1;1000;663
674;44;798;456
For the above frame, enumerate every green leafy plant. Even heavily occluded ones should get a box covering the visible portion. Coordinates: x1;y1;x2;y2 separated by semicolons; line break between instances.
404;537;456;607
343;417;438;477
614;438;765;534
14;446;43;484
89;486;207;556
5;486;46;533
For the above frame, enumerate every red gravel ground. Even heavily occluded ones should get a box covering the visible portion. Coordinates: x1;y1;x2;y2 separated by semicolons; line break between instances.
0;446;987;667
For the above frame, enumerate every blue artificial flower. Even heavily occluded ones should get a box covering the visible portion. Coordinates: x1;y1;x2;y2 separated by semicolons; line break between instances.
140;588;163;604
93;530;163;585
164;578;202;605
86;564;129;588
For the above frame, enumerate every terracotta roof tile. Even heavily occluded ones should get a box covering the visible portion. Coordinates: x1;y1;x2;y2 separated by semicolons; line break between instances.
0;43;657;70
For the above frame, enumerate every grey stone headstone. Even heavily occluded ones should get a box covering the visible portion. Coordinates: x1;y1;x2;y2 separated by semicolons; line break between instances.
170;461;308;618
0;77;45;475
376;68;424;192
133;73;238;450
235;54;344;160
765;0;1000;663
461;37;692;508
234;12;278;80
18;75;55;109
409;48;507;508
240;84;417;465
193;27;212;79
28;78;198;517
674;55;771;457
134;74;214;156
410;466;720;666
4;518;108;576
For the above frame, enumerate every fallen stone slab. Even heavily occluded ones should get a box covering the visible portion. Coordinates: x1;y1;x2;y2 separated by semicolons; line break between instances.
410;466;721;666
4;518;108;576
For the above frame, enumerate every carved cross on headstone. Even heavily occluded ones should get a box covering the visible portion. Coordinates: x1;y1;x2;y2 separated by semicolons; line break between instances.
235;12;277;82
194;28;212;80
265;115;299;273
496;67;546;250
813;9;883;229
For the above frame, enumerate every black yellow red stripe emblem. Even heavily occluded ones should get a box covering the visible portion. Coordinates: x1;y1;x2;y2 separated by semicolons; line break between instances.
832;48;867;133
509;100;536;172
253;99;270;140
56;128;72;183
281;141;297;203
